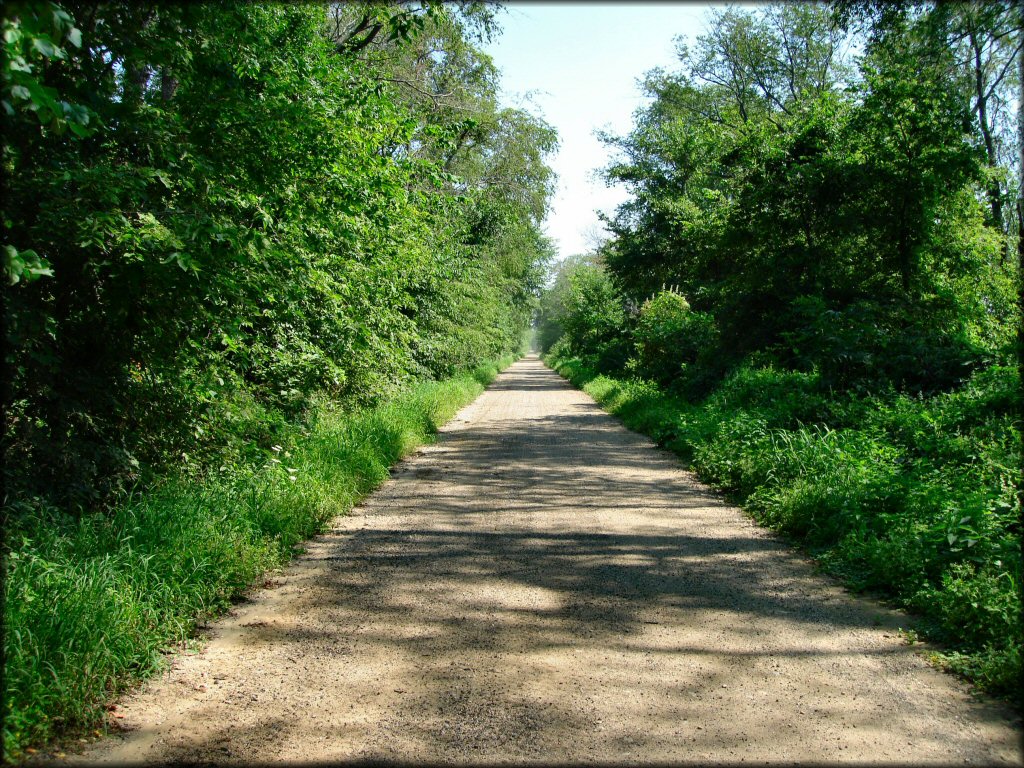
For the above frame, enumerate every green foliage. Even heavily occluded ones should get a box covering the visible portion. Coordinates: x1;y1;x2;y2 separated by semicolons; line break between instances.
549;259;631;373
534;253;586;353
633;291;690;379
632;290;718;389
595;2;1018;392
3;2;555;510
1;1;96;135
3;358;508;762
3;245;53;285
545;349;1022;704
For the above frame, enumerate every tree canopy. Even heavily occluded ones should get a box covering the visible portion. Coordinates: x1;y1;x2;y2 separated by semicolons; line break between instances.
2;1;557;510
558;0;1020;394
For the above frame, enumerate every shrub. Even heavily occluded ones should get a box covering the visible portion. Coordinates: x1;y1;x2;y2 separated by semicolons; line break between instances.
632;291;718;387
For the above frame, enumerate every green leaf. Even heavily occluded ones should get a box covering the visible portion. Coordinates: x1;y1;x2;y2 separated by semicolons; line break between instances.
31;37;64;60
52;8;73;29
8;56;33;73
66;119;90;138
4;245;54;285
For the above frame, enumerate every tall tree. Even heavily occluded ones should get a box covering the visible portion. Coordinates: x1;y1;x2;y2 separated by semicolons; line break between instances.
2;1;557;508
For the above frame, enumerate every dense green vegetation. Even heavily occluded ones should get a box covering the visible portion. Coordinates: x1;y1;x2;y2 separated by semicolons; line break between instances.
3;2;554;510
538;2;1021;702
3;1;552;758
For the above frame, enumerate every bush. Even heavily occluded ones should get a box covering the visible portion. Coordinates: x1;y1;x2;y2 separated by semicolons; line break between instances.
779;296;993;394
632;291;718;387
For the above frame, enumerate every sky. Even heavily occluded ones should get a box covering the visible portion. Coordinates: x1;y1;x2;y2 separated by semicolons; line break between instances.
481;3;713;262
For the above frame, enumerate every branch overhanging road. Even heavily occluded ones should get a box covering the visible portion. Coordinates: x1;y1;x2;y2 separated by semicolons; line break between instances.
78;356;1020;765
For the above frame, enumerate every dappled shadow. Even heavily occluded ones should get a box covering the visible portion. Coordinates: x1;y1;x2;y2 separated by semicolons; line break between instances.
97;358;1021;765
484;364;570;392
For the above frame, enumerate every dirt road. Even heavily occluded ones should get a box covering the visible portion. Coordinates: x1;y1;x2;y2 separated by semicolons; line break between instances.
78;355;1020;764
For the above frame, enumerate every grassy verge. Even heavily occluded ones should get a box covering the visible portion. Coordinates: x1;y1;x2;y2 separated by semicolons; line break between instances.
2;355;515;762
545;352;1021;705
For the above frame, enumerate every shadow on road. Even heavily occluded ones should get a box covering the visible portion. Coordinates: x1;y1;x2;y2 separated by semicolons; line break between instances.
106;358;1020;764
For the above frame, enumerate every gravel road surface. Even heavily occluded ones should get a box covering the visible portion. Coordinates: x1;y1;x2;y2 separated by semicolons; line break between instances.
76;355;1021;765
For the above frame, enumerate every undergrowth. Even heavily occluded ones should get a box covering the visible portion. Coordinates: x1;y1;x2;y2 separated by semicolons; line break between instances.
546;352;1022;705
1;355;514;762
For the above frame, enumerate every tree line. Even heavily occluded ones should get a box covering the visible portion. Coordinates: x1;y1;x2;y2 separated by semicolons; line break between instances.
3;2;557;513
541;2;1019;394
538;2;1021;700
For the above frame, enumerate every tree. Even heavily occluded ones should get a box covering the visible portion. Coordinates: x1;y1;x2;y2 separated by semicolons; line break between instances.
595;1;1018;392
2;1;558;509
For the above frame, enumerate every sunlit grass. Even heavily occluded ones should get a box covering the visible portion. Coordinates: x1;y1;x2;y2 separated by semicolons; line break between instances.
2;355;515;762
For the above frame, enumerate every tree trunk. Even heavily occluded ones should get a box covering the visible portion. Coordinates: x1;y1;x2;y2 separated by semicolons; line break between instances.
969;28;1005;236
161;68;178;102
124;64;149;106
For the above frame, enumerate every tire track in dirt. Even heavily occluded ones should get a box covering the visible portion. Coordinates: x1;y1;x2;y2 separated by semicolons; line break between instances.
75;355;1020;764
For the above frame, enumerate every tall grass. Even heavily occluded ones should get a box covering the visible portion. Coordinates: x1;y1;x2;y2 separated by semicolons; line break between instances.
547;352;1021;704
2;355;515;761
